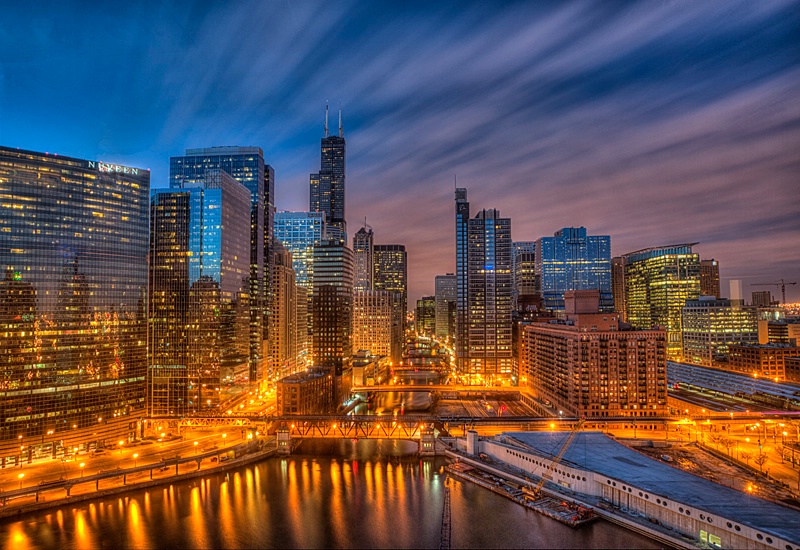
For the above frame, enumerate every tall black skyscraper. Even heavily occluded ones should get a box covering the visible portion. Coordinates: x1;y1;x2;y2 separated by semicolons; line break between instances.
310;104;346;242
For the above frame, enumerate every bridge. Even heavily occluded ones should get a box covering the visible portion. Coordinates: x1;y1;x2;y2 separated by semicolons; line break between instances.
273;414;436;439
350;384;522;394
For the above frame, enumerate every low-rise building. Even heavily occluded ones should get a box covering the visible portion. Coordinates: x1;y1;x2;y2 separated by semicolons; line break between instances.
728;343;800;381
276;367;335;415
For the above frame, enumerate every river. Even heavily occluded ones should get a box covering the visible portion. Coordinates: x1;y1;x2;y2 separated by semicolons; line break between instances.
1;439;661;549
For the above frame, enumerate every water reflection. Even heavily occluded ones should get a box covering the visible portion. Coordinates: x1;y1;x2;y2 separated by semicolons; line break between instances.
1;440;660;549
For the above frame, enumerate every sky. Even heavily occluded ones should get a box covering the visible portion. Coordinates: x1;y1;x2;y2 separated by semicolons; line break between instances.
2;1;799;304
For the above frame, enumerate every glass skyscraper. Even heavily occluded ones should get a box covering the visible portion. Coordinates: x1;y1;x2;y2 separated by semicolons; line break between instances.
274;211;326;290
149;172;251;415
353;225;373;292
623;243;701;360
373;244;407;364
0;146;149;461
535;227;612;312
170;146;274;387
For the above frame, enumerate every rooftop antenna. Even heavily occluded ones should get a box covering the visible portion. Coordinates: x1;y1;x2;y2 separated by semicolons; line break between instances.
338;100;343;138
324;101;329;138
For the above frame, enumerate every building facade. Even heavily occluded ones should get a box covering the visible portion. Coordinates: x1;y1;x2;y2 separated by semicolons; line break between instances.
276;367;335;415
0;146;150;460
522;291;668;418
611;256;626;322
466;208;513;380
310;105;346;242
700;259;721;298
352;290;394;357
435;273;457;339
270;240;301;382
513;241;537;315
416;295;436;336
149;172;251;415
373;244;407;364
170;146;273;388
751;291;773;308
353;225;373;292
312;240;354;375
623;243;700;361
728;343;800;380
536;227;612;312
681;297;758;366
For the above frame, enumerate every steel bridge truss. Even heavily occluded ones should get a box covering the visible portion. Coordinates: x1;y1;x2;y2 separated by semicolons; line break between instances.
279;415;435;439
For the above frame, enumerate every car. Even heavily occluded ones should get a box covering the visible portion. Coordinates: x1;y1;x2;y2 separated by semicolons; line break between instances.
661;454;674;462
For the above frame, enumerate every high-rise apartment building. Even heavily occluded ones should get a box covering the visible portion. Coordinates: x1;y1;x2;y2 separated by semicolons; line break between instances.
416;296;436;336
611;256;626;322
435;273;457;339
536;227;612;312
352;290;393;357
0;146;150;459
681;297;758;366
623;243;700;360
353;225;374;292
310;105;346;242
312;240;354;375
374;244;407;364
454;189;513;380
752;291;772;308
522;290;668;418
149;171;251;415
170;146;274;388
700;259;721;298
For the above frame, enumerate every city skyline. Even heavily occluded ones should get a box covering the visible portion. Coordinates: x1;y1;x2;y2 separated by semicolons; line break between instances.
2;1;798;304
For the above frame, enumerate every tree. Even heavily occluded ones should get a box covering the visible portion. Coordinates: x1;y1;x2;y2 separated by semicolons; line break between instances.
709;433;722;450
721;437;735;457
741;451;752;466
754;453;769;473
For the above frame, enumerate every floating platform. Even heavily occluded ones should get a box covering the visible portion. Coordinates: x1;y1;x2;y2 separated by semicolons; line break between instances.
446;462;597;528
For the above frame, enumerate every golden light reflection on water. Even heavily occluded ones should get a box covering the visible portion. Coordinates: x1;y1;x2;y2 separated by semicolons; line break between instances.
187;485;209;548
218;475;237;548
74;510;94;548
127;497;150;549
3;524;29;550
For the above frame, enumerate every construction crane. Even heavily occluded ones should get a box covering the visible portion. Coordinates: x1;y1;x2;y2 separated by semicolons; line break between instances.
522;419;585;499
752;279;797;305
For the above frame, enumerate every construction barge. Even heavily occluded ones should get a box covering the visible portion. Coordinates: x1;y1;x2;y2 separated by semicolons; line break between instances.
446;462;597;528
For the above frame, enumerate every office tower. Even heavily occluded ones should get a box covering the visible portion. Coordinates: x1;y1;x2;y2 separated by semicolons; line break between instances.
150;171;251;414
435;273;457;339
681;297;758;366
454;189;513;379
312;240;354;375
700;259;720;298
373;244;407;364
274;211;326;289
535;227;612;312
270;240;299;381
623;243;701;360
455;188;470;372
522;290;668;418
513;241;537;314
310;104;346;242
0;146;149;459
295;286;309;370
752;291;772;307
729;279;744;306
353;225;374;292
170;146;273;388
611;256;626;321
416;296;436;336
353;290;393;357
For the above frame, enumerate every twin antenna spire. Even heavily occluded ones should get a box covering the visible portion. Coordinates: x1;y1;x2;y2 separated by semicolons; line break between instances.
324;101;343;138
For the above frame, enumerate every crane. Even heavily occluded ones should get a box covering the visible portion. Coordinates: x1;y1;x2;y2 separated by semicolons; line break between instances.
752;279;797;305
519;419;585;499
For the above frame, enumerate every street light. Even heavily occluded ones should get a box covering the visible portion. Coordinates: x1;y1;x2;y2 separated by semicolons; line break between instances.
18;473;24;489
133;453;139;467
80;462;85;477
194;441;199;455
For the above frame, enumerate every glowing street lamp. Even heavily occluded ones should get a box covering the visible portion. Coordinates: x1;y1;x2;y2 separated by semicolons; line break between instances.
133;453;139;467
18;473;24;489
80;462;85;477
194;441;199;455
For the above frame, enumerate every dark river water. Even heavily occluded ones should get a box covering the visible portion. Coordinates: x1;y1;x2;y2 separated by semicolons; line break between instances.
1;439;661;549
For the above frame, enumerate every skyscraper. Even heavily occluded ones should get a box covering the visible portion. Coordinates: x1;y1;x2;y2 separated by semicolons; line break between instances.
454;189;514;379
353;225;374;292
312;240;354;375
274;211;326;290
170;146;274;388
149;171;251;414
623;243;701;360
352;290;393;357
0;146;149;459
513;241;537;315
700;259;721;298
416;296;436;336
310;104;346;242
681;297;758;366
373;244;407;364
270;240;300;381
535;227;612;312
435;273;457;339
465;208;513;380
611;256;626;321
